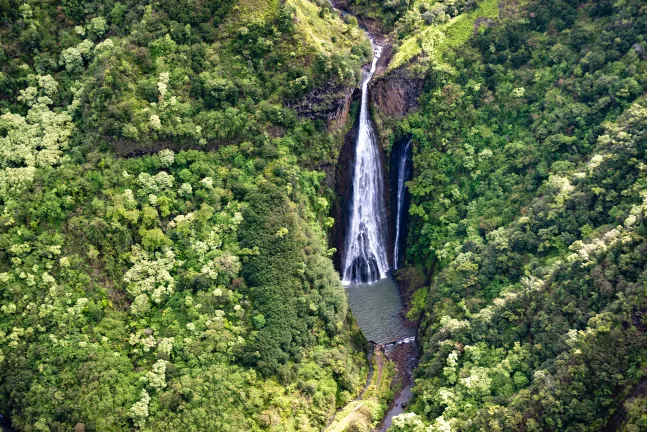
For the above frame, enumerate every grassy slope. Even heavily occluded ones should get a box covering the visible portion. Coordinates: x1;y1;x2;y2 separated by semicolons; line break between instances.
390;0;501;70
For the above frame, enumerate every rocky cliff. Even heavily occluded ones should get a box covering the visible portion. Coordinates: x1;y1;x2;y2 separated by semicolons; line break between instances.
291;81;357;131
370;66;424;118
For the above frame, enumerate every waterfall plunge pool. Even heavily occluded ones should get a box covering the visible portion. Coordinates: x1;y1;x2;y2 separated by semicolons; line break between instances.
345;275;415;344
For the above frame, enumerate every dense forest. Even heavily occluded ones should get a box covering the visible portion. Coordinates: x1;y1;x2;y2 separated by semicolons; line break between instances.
0;0;376;430
3;0;647;431
381;0;647;430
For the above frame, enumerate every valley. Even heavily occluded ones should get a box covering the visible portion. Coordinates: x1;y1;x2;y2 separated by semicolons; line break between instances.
2;0;647;431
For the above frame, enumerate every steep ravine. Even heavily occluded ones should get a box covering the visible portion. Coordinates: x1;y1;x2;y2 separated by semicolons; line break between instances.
325;1;426;429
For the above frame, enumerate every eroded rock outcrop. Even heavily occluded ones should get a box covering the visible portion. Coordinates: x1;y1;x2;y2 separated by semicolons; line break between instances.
370;66;424;118
291;82;356;131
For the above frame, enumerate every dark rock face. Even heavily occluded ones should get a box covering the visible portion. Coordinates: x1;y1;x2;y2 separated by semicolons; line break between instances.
0;415;15;432
370;67;424;118
291;81;356;131
345;252;381;283
389;137;413;268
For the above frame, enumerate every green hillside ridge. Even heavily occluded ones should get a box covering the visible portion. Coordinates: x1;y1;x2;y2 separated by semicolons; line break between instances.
385;0;647;430
4;0;647;430
389;0;500;70
0;0;374;430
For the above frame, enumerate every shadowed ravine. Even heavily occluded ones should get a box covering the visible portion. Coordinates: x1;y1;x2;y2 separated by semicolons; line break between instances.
393;139;412;270
324;1;419;429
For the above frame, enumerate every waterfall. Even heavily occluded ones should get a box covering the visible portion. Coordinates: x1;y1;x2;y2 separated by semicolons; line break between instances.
341;40;390;284
393;139;411;269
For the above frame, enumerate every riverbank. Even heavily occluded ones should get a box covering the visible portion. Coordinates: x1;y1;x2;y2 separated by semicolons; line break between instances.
378;342;419;431
325;344;395;431
326;340;419;431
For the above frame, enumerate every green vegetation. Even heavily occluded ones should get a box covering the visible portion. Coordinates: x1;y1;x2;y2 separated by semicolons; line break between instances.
5;0;647;430
326;348;395;431
390;0;500;69
0;144;369;430
338;0;500;69
389;0;647;430
0;0;370;161
406;286;428;321
0;0;373;430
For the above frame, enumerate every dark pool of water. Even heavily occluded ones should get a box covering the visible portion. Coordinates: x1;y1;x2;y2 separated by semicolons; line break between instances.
345;275;415;344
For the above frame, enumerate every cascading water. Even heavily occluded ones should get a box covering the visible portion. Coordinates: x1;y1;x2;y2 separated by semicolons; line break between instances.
393;139;412;269
341;40;390;285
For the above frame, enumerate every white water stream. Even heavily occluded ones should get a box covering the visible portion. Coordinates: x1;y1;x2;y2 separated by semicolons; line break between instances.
393;139;411;269
341;39;390;284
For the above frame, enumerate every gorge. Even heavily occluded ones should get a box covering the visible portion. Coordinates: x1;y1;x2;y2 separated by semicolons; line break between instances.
328;6;421;429
319;5;421;428
334;4;414;347
4;0;647;430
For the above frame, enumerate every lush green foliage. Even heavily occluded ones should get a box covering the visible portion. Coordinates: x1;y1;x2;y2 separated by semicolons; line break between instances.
0;0;369;163
0;143;369;430
338;0;499;68
0;0;372;430
392;0;647;430
6;0;647;429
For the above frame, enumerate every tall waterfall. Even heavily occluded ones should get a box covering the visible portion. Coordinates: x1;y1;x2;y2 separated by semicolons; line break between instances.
341;40;390;284
393;139;411;269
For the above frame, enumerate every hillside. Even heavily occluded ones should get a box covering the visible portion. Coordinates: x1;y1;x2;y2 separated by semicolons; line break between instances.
3;0;647;431
0;0;373;430
372;0;647;430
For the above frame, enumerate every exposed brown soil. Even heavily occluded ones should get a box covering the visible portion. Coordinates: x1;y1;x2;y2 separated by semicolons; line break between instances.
374;348;385;389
